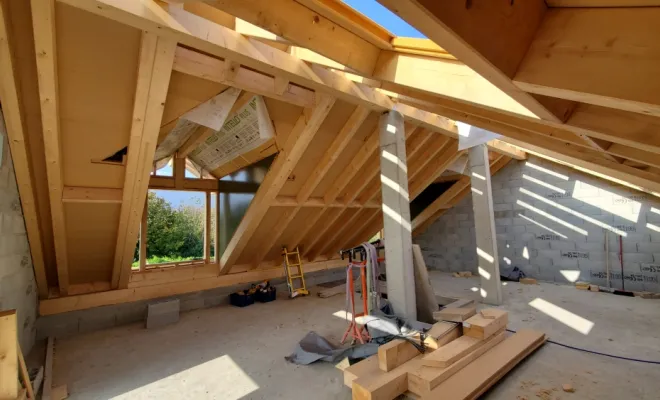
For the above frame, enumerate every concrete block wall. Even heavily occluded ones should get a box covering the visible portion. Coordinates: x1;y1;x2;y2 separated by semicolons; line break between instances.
36;267;347;339
416;155;660;293
0;118;38;353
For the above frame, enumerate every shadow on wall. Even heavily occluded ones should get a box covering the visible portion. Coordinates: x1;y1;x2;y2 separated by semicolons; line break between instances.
416;155;660;293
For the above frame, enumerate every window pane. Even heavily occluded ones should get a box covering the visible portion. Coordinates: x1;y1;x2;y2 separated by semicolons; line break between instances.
145;190;205;265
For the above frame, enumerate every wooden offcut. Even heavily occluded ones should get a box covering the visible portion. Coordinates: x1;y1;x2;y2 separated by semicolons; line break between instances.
378;339;420;372
352;355;424;400
433;307;476;323
421;333;492;368
0;310;18;399
520;278;538;285
421;322;461;350
17;341;35;399
463;309;508;339
407;331;507;396
343;354;379;388
422;329;547;399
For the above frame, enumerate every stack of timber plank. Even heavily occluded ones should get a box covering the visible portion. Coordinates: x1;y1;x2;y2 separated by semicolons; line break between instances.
344;308;546;400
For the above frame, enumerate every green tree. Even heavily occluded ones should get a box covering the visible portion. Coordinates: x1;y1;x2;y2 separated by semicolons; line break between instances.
133;192;205;263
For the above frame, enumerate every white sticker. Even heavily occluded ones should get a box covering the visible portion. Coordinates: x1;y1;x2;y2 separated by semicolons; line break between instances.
462;322;471;328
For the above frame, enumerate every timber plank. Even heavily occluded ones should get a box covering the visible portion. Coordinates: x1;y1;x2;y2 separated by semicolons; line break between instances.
463;309;508;339
422;329;546;400
408;331;506;396
433;307;476;323
352;355;424;400
421;334;487;368
0;310;17;399
344;354;379;388
378;339;420;372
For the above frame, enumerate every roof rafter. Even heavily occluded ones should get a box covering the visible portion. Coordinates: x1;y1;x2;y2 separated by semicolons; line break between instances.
219;95;336;273
31;0;69;295
0;1;49;297
250;105;369;267
413;155;512;235
113;34;177;289
406;99;660;195
376;0;569;122
514;7;660;117
304;124;419;260
203;0;381;75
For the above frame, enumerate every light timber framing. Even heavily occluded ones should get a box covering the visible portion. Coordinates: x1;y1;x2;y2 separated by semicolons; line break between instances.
31;0;69;295
1;0;656;312
0;2;49;298
219;96;336;274
113;34;177;289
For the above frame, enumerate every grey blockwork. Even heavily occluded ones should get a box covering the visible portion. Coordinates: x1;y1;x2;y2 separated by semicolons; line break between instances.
146;299;180;329
0;115;38;354
417;155;660;293
36;268;347;339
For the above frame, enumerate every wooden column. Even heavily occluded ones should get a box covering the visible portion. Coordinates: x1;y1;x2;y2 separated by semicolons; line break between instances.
468;144;502;305
139;198;147;271
215;192;220;263
204;191;211;263
379;110;416;320
31;0;70;295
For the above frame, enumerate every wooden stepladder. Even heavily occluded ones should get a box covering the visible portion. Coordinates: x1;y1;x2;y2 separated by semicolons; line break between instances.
282;247;309;298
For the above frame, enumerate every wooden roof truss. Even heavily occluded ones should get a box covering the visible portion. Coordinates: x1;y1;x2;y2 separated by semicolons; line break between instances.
1;0;659;312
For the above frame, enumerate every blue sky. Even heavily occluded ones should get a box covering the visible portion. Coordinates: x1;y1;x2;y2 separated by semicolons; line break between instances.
343;0;425;38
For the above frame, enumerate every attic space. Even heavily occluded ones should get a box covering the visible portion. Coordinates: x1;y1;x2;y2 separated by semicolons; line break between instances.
0;1;659;399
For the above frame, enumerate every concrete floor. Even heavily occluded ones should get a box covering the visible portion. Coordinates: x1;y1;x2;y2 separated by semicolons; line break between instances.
53;271;660;399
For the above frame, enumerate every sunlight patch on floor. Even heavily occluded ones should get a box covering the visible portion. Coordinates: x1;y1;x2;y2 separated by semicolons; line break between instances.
529;298;594;335
113;355;259;400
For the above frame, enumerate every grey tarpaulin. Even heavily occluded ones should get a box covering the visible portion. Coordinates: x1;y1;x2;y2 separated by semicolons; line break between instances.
284;331;379;365
284;308;433;365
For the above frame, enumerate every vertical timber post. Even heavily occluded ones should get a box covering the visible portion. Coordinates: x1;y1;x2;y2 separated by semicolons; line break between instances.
468;144;502;305
379;110;416;320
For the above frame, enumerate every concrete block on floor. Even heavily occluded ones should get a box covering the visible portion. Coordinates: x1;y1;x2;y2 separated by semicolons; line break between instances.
146;299;180;329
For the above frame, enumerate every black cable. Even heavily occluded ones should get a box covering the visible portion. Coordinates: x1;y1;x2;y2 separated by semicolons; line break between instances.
505;328;660;365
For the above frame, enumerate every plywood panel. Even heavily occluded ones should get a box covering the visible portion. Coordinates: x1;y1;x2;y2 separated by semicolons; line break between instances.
308;207;360;258
161;71;228;130
279;101;357;197
264;97;303;148
311;111;379;198
262;206;318;262
57;3;141;188
7;0;57;284
339;151;379;201
65;202;121;284
235;205;284;265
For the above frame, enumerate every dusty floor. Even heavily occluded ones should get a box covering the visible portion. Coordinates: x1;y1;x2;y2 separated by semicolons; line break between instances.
53;271;660;399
